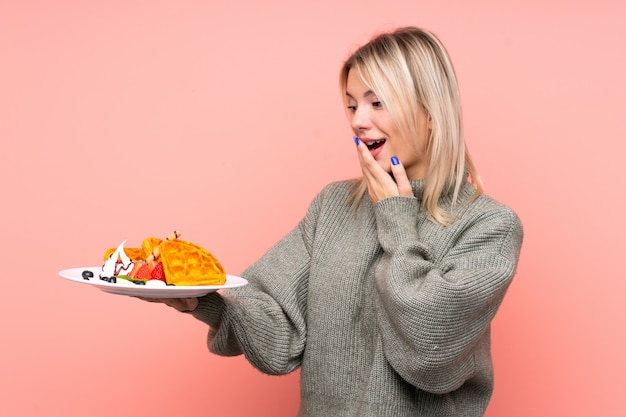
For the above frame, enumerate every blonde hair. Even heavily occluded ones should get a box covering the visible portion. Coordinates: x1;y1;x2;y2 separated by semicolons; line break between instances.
340;27;482;225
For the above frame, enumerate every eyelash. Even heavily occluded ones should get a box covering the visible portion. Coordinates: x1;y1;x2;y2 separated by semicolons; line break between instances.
347;101;383;111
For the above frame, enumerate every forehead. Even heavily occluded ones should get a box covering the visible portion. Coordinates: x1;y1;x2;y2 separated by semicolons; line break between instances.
346;69;376;98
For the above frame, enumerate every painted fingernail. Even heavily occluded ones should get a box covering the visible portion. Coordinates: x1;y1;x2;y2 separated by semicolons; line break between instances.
354;136;360;145
391;156;400;166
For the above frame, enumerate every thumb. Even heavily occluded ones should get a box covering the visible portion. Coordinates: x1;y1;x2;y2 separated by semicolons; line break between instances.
390;156;413;197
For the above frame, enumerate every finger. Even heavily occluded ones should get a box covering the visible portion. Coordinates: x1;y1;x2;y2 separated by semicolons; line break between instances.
353;136;370;171
135;296;163;303
134;296;198;312
390;156;414;197
354;136;391;187
163;297;199;312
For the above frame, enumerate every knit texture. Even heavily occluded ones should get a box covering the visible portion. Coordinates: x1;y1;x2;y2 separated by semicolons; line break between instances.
192;179;523;416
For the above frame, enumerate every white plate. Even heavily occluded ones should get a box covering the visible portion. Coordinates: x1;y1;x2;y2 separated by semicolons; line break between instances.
59;267;247;298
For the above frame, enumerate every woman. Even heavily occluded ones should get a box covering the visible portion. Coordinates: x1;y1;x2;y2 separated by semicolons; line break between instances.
156;26;523;416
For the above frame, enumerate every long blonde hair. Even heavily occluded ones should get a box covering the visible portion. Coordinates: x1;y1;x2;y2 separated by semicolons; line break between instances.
340;27;482;225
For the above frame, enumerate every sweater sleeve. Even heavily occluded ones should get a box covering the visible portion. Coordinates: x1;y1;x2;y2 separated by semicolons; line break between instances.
372;195;523;394
190;196;320;376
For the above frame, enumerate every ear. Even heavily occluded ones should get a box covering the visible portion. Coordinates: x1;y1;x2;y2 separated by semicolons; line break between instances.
419;104;433;130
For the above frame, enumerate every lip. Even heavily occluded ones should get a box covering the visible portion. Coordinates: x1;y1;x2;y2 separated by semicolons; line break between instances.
360;137;386;159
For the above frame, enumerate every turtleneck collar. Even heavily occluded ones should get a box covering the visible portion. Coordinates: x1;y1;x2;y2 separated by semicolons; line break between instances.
409;172;476;207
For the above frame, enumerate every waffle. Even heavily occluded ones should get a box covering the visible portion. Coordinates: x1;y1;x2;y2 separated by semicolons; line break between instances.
103;247;144;262
159;239;226;286
141;237;163;260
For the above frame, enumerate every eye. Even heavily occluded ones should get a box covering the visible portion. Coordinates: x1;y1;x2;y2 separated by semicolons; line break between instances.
372;101;384;109
347;104;357;112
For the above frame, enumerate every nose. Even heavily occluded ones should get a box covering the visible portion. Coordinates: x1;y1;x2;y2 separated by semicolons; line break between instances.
351;106;372;132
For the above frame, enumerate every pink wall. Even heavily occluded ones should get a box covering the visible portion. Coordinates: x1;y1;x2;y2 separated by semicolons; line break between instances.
1;1;624;416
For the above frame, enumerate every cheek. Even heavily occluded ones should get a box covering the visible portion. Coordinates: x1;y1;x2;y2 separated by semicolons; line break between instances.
396;137;425;164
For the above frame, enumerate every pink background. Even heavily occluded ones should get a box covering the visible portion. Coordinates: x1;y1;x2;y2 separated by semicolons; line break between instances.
1;1;624;416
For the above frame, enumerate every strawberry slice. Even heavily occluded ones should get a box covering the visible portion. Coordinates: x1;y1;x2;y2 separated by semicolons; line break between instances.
134;264;152;280
128;260;145;278
150;262;166;282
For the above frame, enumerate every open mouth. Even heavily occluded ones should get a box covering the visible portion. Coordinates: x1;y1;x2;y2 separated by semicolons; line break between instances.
365;139;386;150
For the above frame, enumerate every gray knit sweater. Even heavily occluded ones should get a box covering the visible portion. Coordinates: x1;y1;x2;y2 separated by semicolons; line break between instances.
192;179;523;416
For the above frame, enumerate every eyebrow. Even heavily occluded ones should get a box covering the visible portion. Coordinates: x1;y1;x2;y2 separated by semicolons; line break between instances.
345;90;377;100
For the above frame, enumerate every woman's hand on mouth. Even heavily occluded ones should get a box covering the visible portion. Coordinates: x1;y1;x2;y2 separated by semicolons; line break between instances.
354;137;414;203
